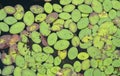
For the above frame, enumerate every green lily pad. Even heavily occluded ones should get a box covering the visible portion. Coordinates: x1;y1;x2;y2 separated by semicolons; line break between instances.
84;68;94;76
58;50;67;60
10;22;25;34
73;61;81;72
60;0;72;5
44;3;53;13
51;66;61;74
15;55;25;68
43;46;54;54
112;59;120;67
72;0;84;5
112;1;120;10
23;11;34;26
63;4;75;12
40;21;51;36
29;31;41;43
47;33;58;46
103;0;112;12
14;67;22;76
54;56;61;66
89;12;99;25
79;28;91;39
92;0;102;13
0;22;9;32
30;5;44;14
103;58;112;66
59;12;71;20
0;9;7;20
53;4;62;13
4;16;17;25
78;4;92;13
90;59;98;68
4;6;16;14
93;68;102;76
77;52;89;60
71;36;80;47
54;40;69;50
21;69;36;76
68;47;78;60
81;59;90;70
32;44;42;52
77;18;89;29
87;46;101;58
2;65;14;76
57;29;73;40
112;37;120;47
105;66;114;75
35;14;47;22
109;9;117;19
46;55;54;64
71;9;81;22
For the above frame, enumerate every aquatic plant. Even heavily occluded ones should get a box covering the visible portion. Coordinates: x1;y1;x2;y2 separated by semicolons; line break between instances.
0;0;120;76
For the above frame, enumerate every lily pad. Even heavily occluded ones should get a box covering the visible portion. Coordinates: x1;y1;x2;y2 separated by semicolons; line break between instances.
44;3;53;13
35;14;47;22
10;22;25;34
30;5;44;14
43;46;54;54
15;55;25;68
53;4;62;13
77;52;89;60
78;4;92;13
73;61;81;72
0;9;7;20
59;12;71;20
47;33;58;46
71;9;81;22
0;22;9;32
68;47;78;60
21;69;36;76
57;29;73;40
4;16;17;25
23;11;34;26
81;59;90;70
71;36;80;47
63;4;75;12
4;6;16;14
2;65;14;76
54;56;61;66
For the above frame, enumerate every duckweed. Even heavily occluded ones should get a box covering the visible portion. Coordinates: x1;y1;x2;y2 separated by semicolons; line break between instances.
1;0;120;76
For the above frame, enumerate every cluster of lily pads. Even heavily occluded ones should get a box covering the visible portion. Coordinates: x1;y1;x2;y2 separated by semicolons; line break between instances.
0;0;120;76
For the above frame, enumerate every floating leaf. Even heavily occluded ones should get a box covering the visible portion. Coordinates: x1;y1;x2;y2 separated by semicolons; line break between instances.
109;9;117;19
63;4;75;12
47;33;58;46
71;9;81;22
103;58;112;66
57;29;73;40
112;1;120;10
4;16;17;25
35;14;47;22
81;59;90;70
30;5;44;14
68;47;78;60
54;56;61;66
40;21;51;36
103;0;112;12
0;22;9;32
46;12;58;23
0;9;7;20
53;4;62;13
90;59;98;68
93;68;102;76
2;65;14;76
14;67;22;76
60;0;72;5
112;59;120;67
23;11;34;26
21;69;36;76
77;52;89;60
73;61;81;72
71;36;80;47
79;28;91;39
32;44;42;53
44;3;53;13
84;68;94;76
43;46;54;54
54;40;70;50
87;46;101;58
46;55;54;64
105;66;114;75
58;50;67;60
78;4;92;13
59;12;71;20
89;12;99;25
92;0;102;13
15;55;25;68
72;0;84;5
4;6;16;14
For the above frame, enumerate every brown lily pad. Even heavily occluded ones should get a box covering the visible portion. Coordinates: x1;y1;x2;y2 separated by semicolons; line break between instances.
46;12;58;23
